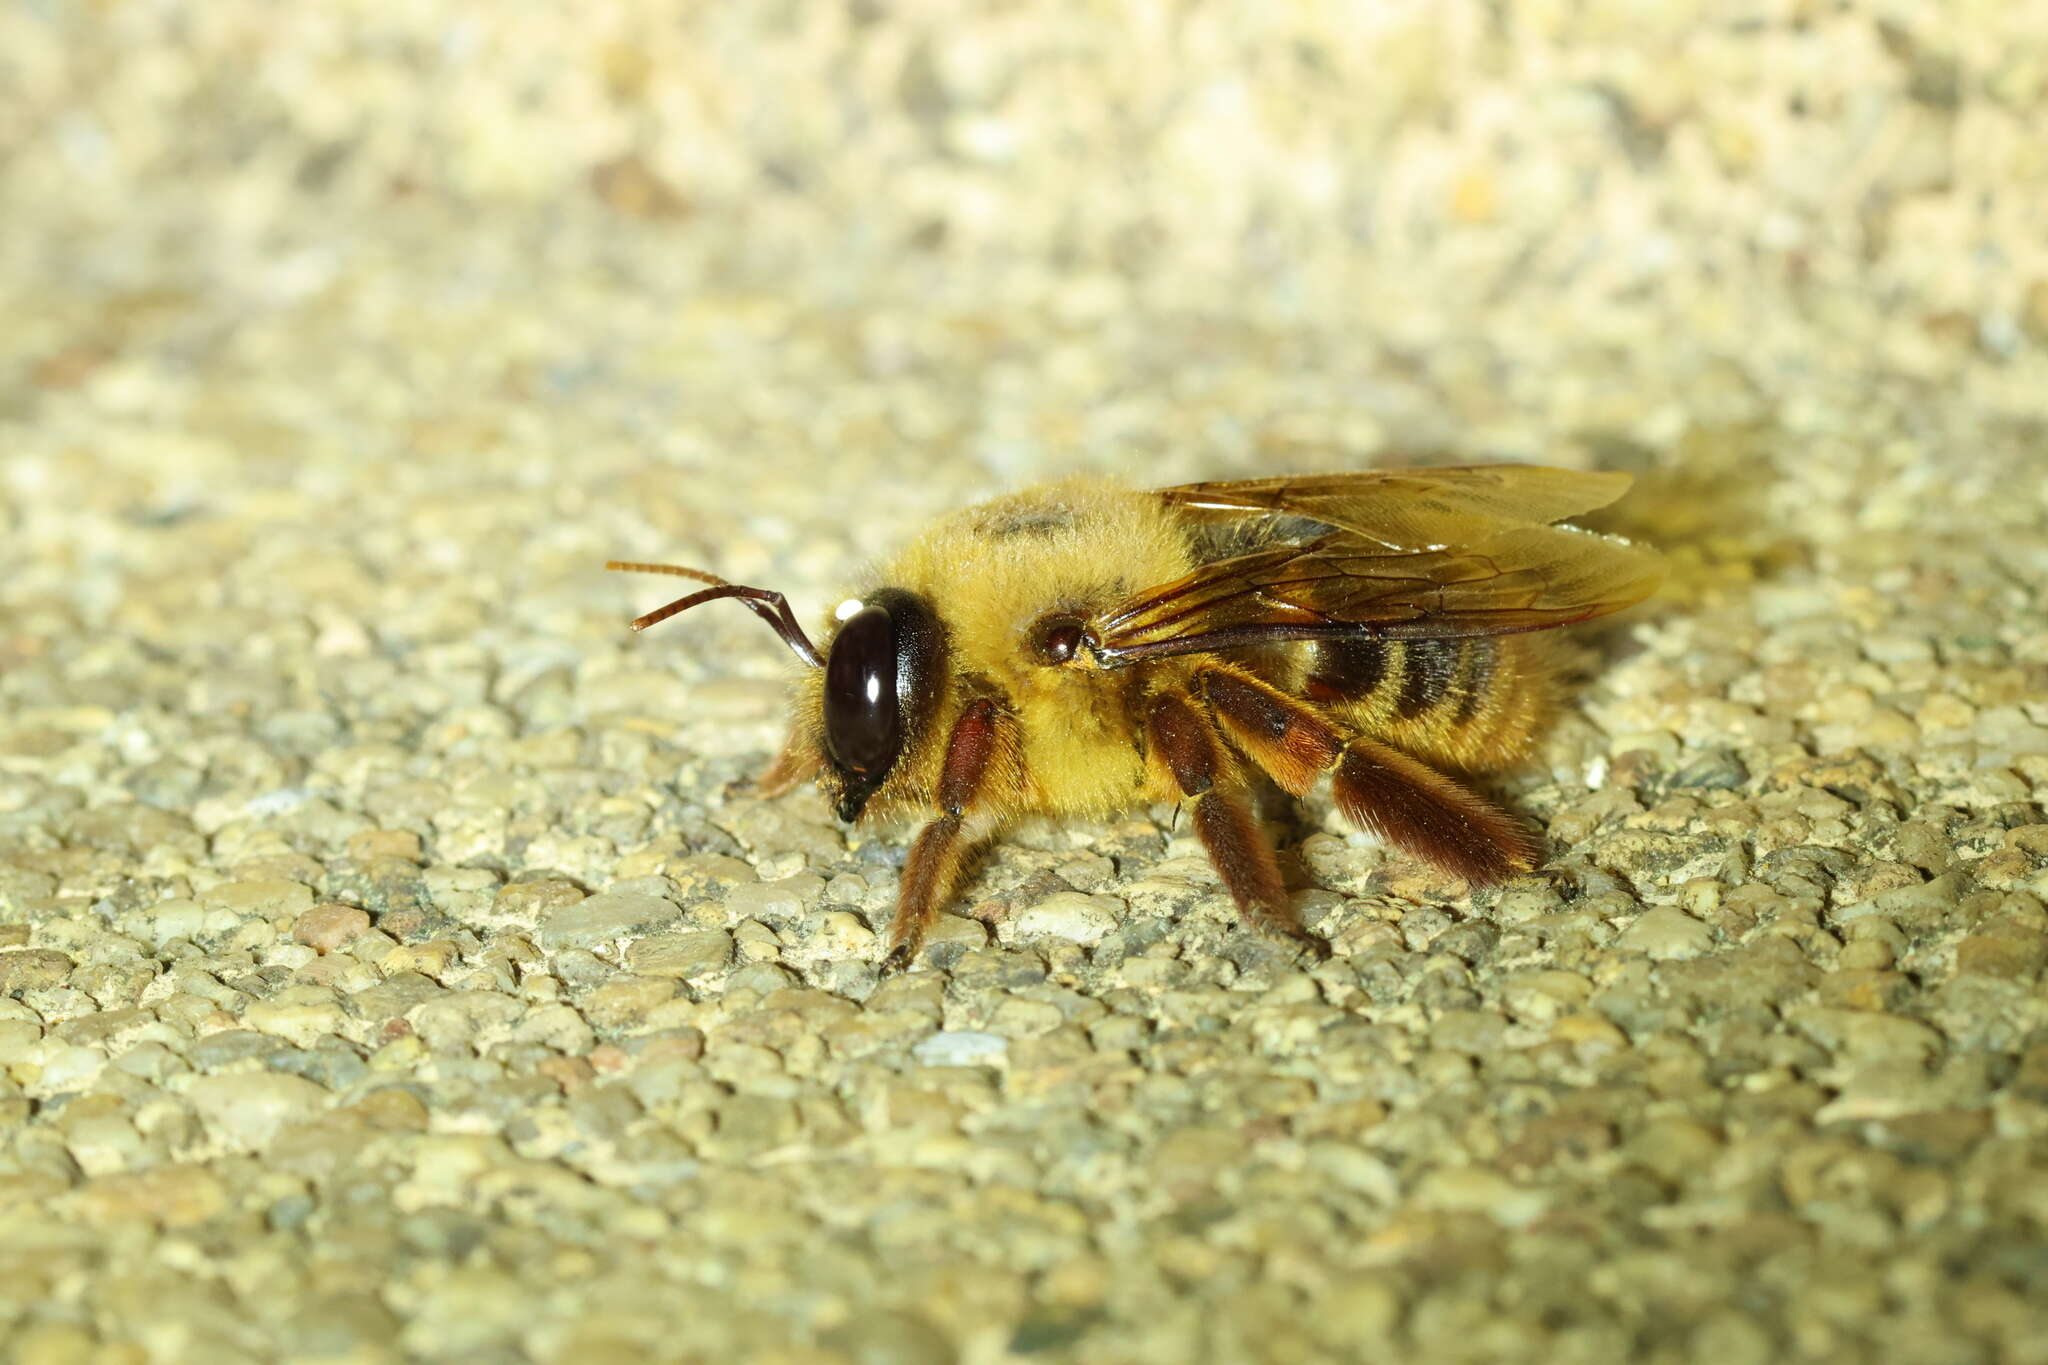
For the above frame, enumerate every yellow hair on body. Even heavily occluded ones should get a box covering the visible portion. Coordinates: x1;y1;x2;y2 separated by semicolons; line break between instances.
869;477;1195;820
787;474;1573;830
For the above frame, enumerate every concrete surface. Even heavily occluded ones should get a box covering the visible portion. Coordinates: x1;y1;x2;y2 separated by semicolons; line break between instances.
2;3;2046;1362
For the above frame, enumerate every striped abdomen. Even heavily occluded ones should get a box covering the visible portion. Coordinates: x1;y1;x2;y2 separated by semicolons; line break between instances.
1303;636;1553;773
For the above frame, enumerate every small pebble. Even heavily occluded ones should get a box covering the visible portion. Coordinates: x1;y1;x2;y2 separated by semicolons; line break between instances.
911;1031;1009;1068
185;1074;331;1148
292;905;371;953
1014;892;1121;944
1617;907;1715;960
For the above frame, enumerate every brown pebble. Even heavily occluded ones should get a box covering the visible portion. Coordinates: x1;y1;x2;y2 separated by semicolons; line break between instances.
292;904;372;953
1954;932;2048;981
0;949;73;993
348;1088;429;1133
2023;278;2048;345
346;829;423;864
1818;968;1914;1012
634;1029;706;1065
538;1055;596;1093
71;1165;229;1229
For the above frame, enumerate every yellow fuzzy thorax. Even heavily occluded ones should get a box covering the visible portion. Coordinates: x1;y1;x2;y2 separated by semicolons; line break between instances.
789;478;1194;823
878;478;1194;818
878;477;1190;677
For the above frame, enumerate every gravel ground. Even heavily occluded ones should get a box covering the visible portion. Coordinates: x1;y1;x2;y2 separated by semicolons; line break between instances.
4;4;2047;1363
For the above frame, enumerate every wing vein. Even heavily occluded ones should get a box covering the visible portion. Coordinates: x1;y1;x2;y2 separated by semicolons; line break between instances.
1090;469;1661;666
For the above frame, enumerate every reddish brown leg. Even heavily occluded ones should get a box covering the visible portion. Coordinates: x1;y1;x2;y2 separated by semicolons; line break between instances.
1329;736;1541;886
1196;664;1539;888
751;727;820;798
1148;691;1327;960
1196;667;1341;796
880;699;1010;975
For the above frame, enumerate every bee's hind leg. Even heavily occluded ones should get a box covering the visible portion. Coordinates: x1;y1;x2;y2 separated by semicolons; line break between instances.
879;698;1014;975
1192;664;1539;888
1326;734;1541;887
1146;690;1328;963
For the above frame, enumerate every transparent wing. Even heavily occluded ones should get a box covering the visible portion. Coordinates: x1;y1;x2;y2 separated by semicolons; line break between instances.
1160;465;1636;551
1092;468;1659;664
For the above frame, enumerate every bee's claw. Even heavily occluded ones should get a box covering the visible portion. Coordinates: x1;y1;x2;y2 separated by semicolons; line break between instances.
878;943;915;977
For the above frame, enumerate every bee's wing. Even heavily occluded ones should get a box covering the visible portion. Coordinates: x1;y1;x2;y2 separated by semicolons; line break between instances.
1094;469;1660;664
1159;465;1636;551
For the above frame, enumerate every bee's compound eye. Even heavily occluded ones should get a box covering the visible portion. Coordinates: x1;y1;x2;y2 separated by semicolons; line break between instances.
823;603;901;778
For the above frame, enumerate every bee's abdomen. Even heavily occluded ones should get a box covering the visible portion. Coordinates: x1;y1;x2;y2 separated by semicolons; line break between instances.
1307;636;1551;773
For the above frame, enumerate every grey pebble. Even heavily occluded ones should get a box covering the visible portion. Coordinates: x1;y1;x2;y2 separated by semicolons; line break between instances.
911;1030;1009;1068
537;890;683;949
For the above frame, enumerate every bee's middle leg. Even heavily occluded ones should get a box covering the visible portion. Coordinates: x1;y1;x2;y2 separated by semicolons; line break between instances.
1146;689;1327;960
879;698;1011;975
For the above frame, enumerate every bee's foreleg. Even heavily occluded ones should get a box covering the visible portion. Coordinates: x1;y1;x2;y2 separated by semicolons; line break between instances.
750;726;821;798
1147;690;1327;961
1194;664;1540;887
879;698;1010;975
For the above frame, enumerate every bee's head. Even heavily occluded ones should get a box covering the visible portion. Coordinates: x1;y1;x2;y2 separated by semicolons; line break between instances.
606;562;946;824
820;587;947;822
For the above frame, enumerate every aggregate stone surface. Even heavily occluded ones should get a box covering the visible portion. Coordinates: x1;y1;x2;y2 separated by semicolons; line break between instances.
3;4;2047;1363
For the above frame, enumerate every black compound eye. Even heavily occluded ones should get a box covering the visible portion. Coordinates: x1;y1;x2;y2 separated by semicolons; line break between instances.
823;603;901;778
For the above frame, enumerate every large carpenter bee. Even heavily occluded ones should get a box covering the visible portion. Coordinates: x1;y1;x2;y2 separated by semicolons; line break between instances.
612;467;1660;972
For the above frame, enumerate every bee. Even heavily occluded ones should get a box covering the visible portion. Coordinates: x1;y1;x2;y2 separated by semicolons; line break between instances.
610;466;1660;973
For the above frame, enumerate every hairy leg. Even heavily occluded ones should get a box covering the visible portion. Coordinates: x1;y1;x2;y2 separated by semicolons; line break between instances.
880;698;1013;974
1147;690;1327;959
1196;664;1540;887
752;727;821;798
1328;735;1542;885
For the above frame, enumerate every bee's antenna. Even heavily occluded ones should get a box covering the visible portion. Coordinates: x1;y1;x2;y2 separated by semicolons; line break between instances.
605;562;824;669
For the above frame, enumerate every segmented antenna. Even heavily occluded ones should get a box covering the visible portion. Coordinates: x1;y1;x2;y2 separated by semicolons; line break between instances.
605;562;823;668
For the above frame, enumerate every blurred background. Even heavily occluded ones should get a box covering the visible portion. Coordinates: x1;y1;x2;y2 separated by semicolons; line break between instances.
6;2;2038;607
4;3;2047;1363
